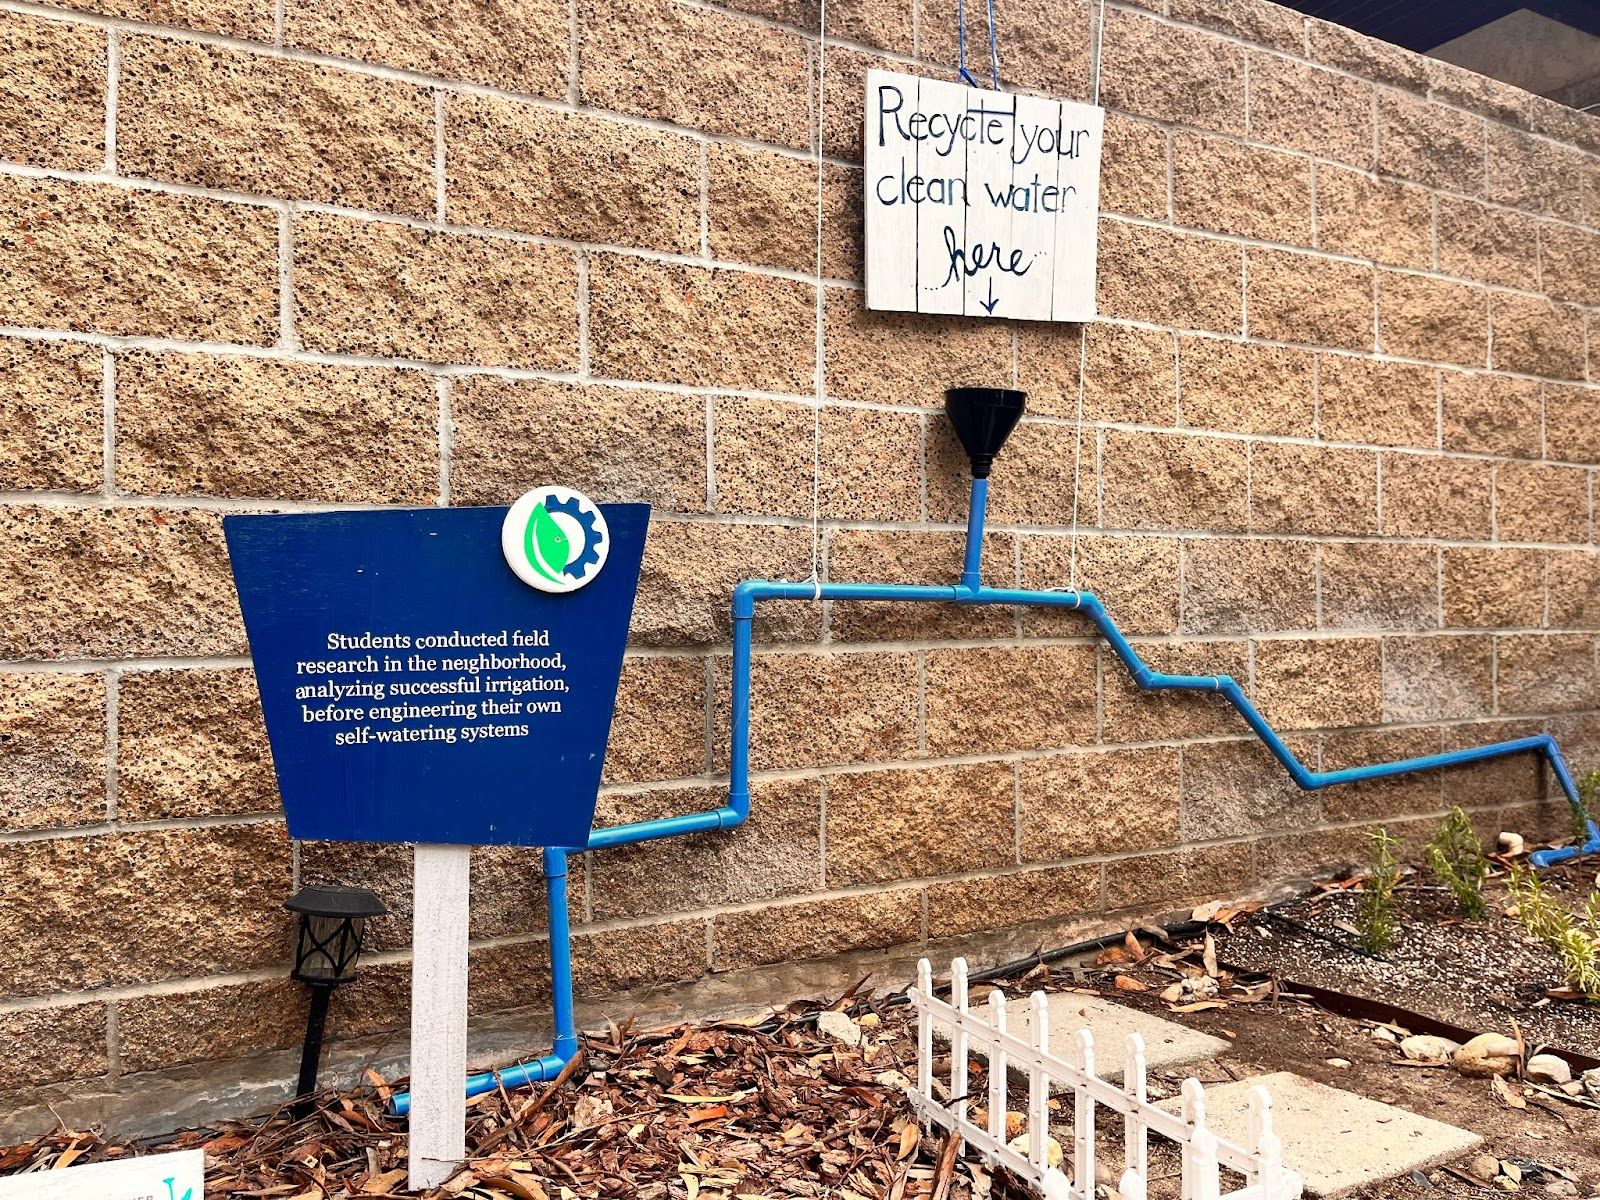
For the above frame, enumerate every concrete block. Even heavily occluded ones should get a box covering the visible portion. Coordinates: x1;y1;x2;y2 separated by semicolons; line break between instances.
1159;1070;1482;1197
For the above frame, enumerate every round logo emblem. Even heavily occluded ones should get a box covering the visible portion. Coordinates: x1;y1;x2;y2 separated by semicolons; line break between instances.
501;486;610;593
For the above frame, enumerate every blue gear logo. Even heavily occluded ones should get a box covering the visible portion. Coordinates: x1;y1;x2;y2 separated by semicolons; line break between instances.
543;492;603;579
500;485;611;594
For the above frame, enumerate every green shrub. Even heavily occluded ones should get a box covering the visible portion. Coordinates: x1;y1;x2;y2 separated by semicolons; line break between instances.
1425;806;1488;918
1358;826;1401;955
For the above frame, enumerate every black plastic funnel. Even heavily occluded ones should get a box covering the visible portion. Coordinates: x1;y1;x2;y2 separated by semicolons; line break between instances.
945;387;1026;479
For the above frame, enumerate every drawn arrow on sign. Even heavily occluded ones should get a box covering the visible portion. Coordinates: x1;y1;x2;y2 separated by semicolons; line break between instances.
979;277;999;315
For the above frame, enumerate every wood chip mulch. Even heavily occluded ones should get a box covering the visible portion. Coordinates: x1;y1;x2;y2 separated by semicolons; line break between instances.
0;987;1019;1200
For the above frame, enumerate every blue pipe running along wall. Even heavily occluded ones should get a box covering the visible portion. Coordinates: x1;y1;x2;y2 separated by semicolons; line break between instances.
394;474;1599;1111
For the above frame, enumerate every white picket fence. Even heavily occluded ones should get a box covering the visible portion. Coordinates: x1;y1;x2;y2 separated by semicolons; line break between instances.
907;959;1302;1200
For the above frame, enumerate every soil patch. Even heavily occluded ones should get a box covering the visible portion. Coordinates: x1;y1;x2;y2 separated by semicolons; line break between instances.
1214;866;1600;1055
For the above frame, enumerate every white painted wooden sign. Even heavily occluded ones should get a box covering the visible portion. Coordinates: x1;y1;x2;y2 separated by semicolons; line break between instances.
864;68;1104;323
0;1151;203;1200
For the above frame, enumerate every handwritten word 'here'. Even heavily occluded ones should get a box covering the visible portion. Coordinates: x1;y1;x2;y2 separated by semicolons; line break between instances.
875;83;1092;165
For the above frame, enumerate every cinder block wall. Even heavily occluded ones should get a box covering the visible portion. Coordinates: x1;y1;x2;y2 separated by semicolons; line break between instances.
2;0;1598;1121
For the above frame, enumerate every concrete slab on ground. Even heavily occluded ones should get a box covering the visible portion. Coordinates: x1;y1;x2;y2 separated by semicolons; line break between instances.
967;992;1230;1084
1157;1070;1483;1198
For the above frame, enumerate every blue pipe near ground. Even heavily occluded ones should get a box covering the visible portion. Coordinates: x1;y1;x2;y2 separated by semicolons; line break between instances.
394;474;1599;1112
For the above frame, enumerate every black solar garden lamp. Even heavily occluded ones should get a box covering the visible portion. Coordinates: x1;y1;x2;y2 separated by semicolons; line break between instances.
285;884;386;1119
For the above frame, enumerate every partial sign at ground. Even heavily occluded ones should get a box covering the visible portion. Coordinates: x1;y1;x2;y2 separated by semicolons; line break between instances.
864;68;1104;323
0;1151;203;1200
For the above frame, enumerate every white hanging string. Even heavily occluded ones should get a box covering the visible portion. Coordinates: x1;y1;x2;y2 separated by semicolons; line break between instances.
1067;1;1107;592
1092;0;1107;105
808;0;827;603
1068;325;1088;590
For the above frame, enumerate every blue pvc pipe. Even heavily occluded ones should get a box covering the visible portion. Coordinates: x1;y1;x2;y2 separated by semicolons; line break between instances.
961;478;987;590
391;846;579;1113
395;470;1599;1114
725;485;1597;867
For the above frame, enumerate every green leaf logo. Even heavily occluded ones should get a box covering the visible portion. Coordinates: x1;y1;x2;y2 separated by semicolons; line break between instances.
524;502;571;586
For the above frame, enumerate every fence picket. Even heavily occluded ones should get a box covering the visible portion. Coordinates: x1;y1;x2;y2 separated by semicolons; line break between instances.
1072;1030;1095;1200
1181;1078;1208;1200
988;990;1008;1148
1249;1085;1290;1200
1190;1128;1223;1200
952;958;970;1154
907;959;1298;1200
1028;990;1050;1170
1121;1033;1149;1200
917;959;933;1104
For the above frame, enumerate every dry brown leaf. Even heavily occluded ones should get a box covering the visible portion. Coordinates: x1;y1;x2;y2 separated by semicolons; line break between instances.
1492;1075;1528;1110
1113;975;1149;992
896;1122;920;1161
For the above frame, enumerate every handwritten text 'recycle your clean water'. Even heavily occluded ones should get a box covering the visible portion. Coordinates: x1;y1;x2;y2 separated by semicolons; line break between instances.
862;68;1103;322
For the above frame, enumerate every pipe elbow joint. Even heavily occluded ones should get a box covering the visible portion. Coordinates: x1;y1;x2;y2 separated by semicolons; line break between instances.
732;580;766;619
719;799;748;829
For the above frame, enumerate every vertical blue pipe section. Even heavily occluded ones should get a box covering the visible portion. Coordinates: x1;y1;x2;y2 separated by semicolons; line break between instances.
961;478;987;591
544;847;579;1062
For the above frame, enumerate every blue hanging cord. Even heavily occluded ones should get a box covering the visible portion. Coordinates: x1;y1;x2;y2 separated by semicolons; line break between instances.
956;0;1002;88
956;0;979;85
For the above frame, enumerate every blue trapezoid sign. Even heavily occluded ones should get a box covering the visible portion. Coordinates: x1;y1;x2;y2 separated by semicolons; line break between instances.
223;495;649;849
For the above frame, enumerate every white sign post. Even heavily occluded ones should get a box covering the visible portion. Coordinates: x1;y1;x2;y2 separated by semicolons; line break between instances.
864;68;1104;323
0;1151;203;1200
407;843;472;1189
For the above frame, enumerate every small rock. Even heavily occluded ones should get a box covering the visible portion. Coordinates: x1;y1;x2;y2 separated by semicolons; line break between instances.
875;1069;912;1091
1580;1067;1600;1099
1454;1032;1521;1077
1007;1133;1063;1168
1325;1058;1353;1069
1160;975;1219;1003
1499;832;1526;856
1560;1080;1583;1096
1544;1183;1578;1198
1401;1034;1461;1063
857;1013;881;1029
1371;1026;1400;1043
1471;1155;1502;1183
816;1010;862;1046
1526;1054;1573;1085
1005;1110;1026;1140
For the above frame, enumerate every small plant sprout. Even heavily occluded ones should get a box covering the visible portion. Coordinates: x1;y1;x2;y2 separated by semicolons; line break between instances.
1554;926;1600;997
1425;806;1489;918
1358;826;1402;955
1507;870;1600;997
1506;864;1574;947
1577;769;1600;847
